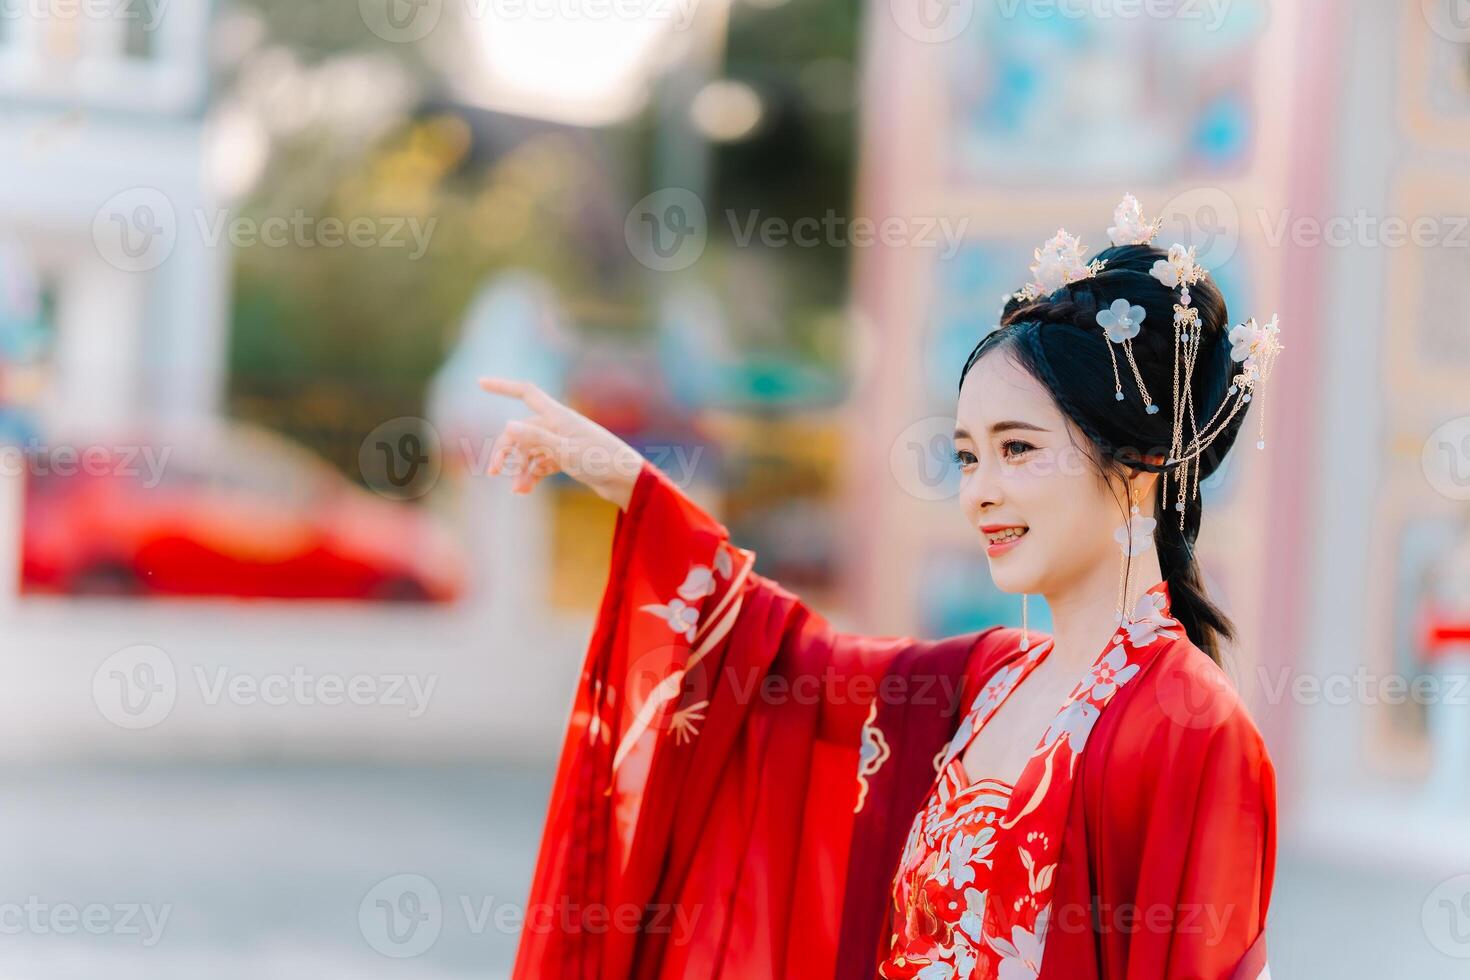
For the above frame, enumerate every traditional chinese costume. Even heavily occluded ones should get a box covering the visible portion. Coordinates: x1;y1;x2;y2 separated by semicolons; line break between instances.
512;459;1275;979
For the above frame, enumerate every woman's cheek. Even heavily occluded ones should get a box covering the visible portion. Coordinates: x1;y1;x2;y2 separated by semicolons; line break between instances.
1004;451;1055;488
1025;448;1058;480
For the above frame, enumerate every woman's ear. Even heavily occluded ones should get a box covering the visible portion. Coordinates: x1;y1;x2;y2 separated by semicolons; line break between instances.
1136;454;1167;511
1141;472;1162;511
1120;467;1161;512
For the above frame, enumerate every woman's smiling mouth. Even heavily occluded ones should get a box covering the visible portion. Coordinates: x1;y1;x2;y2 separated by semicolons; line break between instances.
981;524;1029;557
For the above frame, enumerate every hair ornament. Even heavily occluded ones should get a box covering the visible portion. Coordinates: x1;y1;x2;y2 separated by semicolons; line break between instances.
1014;228;1107;302
1108;193;1161;247
1002;194;1286;532
1173;303;1201;340
1095;298;1158;413
1228;314;1282;377
1149;243;1209;307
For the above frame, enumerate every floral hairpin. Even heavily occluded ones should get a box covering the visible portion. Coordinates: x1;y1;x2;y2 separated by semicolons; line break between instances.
1108;193;1161;247
1149;244;1209;307
1229;314;1282;377
1096;298;1159;414
1228;314;1284;439
1013;228;1107;303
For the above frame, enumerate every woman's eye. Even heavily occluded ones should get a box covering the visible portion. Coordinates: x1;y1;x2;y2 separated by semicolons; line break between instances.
1001;440;1035;459
951;449;977;468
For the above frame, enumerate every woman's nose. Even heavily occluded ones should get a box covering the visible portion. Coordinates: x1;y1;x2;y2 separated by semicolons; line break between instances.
960;456;1002;516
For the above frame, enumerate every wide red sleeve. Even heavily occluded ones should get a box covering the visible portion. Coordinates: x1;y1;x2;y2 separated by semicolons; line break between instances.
512;458;992;980
1049;644;1277;980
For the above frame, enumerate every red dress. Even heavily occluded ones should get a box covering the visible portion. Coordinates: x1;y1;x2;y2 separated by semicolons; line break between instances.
880;636;1053;979
513;459;1276;980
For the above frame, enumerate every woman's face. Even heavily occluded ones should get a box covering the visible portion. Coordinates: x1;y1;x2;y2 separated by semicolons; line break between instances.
953;349;1129;596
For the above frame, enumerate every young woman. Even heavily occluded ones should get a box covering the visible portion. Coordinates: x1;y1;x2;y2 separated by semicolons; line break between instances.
488;196;1280;979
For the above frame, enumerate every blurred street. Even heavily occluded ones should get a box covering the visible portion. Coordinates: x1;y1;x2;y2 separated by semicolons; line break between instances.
0;598;592;764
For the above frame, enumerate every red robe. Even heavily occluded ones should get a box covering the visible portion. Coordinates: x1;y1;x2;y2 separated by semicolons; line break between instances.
513;459;1276;979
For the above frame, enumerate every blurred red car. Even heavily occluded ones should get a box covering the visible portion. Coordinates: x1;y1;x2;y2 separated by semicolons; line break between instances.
21;422;466;601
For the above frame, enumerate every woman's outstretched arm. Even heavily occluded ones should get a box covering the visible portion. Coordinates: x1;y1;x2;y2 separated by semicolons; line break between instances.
478;374;986;750
483;376;997;979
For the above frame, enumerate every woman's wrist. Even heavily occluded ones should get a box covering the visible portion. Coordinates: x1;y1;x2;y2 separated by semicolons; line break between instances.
590;442;644;511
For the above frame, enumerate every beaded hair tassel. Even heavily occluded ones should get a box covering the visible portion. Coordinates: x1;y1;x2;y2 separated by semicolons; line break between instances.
1092;194;1284;529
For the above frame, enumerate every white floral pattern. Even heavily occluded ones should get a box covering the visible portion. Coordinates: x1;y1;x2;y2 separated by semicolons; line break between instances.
886;764;1014;979
639;597;700;641
975;663;1023;716
986;905;1048;980
1041;699;1099;753
638;548;737;643
675;565;717;601
958;887;989;944
1084;646;1140;700
1121;590;1182;647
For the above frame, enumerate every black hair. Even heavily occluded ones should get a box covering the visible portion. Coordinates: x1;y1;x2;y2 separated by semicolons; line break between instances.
957;243;1243;665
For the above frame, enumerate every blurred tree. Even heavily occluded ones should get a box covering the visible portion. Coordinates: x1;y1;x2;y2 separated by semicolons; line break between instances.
217;0;861;475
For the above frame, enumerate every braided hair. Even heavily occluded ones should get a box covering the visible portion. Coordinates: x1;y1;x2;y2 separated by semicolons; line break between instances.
958;244;1243;664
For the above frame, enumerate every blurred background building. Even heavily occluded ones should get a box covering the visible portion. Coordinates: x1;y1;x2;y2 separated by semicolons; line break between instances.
0;0;1467;976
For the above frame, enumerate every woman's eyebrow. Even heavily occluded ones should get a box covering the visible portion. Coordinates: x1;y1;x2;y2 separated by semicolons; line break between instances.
953;421;1051;440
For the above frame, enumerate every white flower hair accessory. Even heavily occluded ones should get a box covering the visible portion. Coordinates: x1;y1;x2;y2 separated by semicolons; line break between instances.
1013;228;1106;303
1149;244;1209;306
1096;298;1144;343
1108;193;1161;247
1228;314;1281;373
1095;298;1159;414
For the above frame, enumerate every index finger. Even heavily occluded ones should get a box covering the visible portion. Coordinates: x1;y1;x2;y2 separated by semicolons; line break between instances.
478;376;559;414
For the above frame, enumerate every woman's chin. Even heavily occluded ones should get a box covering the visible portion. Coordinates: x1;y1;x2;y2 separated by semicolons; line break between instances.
985;563;1038;595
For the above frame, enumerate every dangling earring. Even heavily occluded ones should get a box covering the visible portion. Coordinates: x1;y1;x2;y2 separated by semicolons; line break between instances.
1020;593;1030;652
1112;479;1156;624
